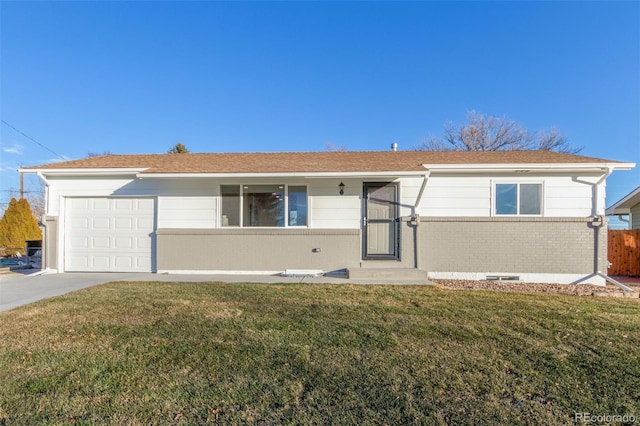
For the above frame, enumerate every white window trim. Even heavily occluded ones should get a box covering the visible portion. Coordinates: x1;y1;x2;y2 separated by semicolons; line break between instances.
219;184;309;228
492;180;544;217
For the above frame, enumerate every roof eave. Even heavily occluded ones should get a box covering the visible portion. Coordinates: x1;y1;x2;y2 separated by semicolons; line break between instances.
423;162;636;173
606;185;640;215
20;168;148;176
136;171;430;179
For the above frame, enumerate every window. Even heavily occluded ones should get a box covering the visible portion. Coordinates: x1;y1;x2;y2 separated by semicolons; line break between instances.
221;185;307;227
221;185;240;226
495;183;542;215
288;186;308;226
243;185;284;227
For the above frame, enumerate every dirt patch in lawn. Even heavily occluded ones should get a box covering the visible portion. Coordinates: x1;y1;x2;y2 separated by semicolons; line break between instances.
432;279;639;298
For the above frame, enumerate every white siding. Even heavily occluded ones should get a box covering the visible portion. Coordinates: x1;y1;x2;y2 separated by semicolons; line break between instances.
414;173;604;218
544;176;601;216
309;179;361;229
399;176;425;216
631;203;640;229
157;196;217;228
416;176;491;216
47;176;216;215
44;171;606;236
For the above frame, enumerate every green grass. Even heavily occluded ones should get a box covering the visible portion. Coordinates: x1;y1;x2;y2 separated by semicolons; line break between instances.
1;282;638;425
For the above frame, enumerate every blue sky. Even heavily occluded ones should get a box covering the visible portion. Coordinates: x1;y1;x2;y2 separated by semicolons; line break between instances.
1;1;639;224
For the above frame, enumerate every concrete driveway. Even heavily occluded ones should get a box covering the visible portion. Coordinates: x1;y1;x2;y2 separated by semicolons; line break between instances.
1;271;147;312
1;270;430;312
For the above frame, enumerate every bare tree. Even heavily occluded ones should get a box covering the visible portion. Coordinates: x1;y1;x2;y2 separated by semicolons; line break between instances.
418;111;580;153
87;151;112;157
324;141;347;152
168;143;189;154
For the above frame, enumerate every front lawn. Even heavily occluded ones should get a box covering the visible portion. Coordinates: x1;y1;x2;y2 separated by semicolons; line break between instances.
1;282;638;425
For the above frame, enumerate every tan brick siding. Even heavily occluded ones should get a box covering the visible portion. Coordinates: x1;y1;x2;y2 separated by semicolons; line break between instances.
411;217;606;275
157;228;361;272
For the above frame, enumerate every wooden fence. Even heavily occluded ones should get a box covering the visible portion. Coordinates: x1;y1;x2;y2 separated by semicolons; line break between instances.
608;229;640;277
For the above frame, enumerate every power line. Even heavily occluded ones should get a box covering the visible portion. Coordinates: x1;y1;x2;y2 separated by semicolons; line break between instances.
1;120;66;160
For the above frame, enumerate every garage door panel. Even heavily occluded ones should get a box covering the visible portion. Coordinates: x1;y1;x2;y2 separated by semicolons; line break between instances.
92;217;111;229
114;256;133;268
137;218;154;229
137;199;154;210
115;199;134;210
91;256;110;269
92;237;110;249
69;199;90;210
93;199;110;209
70;236;90;249
65;198;154;272
137;257;151;269
114;237;133;249
71;218;90;230
115;218;133;230
137;237;151;249
68;257;89;269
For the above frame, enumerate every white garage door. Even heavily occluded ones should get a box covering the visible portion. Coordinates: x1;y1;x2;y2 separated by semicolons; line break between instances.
65;198;155;272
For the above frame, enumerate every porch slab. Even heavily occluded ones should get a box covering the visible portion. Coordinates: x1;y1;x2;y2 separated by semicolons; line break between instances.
347;267;429;281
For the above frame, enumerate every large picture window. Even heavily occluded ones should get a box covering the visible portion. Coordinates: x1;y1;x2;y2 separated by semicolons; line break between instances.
221;185;307;227
495;183;542;216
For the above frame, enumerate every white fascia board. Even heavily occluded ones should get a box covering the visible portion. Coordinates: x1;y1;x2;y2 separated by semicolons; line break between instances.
422;162;636;173
606;185;640;215
605;207;631;215
136;171;429;179
20;168;147;176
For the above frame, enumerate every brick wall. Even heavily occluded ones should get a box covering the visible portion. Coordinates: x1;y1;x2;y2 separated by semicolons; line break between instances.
413;217;606;275
156;228;361;272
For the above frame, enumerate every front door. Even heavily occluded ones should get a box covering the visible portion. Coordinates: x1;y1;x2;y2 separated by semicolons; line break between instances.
363;182;399;260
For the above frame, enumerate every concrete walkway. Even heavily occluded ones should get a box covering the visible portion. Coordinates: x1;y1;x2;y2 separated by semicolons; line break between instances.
0;270;432;312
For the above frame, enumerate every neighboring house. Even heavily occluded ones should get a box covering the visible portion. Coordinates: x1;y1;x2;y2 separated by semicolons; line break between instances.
21;150;634;285
606;186;640;229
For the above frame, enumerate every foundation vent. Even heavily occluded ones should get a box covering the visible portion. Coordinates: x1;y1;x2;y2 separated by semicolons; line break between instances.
486;275;520;281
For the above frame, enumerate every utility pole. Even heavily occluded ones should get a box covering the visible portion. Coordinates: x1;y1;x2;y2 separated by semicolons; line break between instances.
19;165;24;199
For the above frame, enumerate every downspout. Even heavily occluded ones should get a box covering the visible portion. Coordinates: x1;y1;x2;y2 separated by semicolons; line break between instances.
596;273;635;293
36;172;50;272
589;168;633;292
590;167;612;218
413;174;429;270
616;214;630;228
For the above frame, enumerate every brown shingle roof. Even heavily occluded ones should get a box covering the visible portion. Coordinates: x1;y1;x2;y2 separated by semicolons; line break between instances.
25;150;625;174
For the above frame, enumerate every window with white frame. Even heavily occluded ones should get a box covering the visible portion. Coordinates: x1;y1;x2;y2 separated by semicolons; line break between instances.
220;185;308;227
495;183;542;215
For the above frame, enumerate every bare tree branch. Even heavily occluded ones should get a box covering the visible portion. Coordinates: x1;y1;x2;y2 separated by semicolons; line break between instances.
416;111;581;153
325;141;347;152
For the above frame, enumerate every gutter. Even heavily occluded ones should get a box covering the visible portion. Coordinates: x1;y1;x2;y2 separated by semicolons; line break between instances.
571;167;613;218
137;171;429;179
421;162;635;173
19;168;146;176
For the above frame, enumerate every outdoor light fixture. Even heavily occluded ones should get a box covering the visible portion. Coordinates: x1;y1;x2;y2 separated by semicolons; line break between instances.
339;182;345;195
